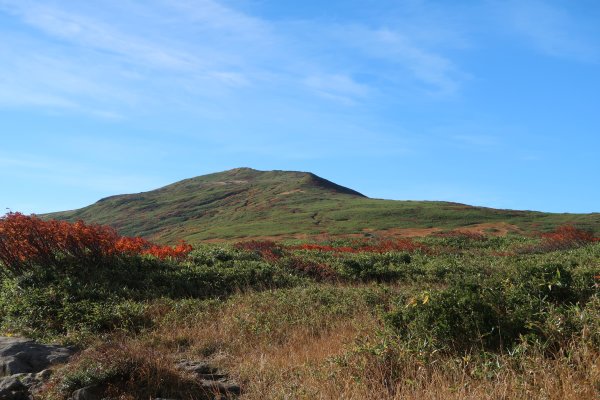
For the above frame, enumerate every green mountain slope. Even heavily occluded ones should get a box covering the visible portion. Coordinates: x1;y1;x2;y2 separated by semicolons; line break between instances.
44;168;600;243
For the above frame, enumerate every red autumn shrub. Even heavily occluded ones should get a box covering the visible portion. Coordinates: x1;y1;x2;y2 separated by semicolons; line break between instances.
519;225;598;254
0;213;192;274
116;237;192;260
234;240;282;261
541;225;596;247
283;257;337;281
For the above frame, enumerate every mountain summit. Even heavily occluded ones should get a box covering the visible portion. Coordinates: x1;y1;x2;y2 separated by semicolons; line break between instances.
45;168;600;243
47;168;367;241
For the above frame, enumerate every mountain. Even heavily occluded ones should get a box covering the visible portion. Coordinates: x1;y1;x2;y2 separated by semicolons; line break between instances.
45;168;600;243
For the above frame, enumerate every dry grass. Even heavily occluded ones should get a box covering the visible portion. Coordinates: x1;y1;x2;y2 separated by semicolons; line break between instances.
131;288;599;400
42;285;599;399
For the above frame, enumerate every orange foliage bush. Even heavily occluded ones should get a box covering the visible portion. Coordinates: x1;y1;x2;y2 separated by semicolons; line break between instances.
541;225;597;247
518;225;598;254
233;240;282;261
0;213;192;274
284;257;338;281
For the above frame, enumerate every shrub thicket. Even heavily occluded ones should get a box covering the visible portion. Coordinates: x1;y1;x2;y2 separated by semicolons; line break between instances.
0;213;192;275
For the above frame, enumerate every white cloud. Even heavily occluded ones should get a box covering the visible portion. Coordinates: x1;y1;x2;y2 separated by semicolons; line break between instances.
373;28;462;94
325;24;465;96
0;0;468;116
162;0;269;39
501;0;598;62
0;0;200;70
304;74;370;104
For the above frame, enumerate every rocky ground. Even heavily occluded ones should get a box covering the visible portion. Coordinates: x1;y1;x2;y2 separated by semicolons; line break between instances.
0;337;240;400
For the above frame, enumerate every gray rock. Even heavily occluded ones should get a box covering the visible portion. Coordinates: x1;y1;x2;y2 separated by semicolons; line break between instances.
0;371;55;399
0;389;29;400
0;337;73;399
70;384;104;400
177;360;240;398
176;360;217;375
0;375;29;400
0;337;73;376
0;375;26;391
196;373;227;381
200;380;241;396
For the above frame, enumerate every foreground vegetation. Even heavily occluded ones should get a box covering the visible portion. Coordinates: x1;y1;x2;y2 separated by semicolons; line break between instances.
0;213;598;399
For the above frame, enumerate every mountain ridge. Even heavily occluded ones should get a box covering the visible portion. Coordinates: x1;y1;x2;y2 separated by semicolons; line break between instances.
44;168;600;243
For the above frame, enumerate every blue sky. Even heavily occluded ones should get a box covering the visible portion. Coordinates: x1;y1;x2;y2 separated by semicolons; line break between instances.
1;0;599;214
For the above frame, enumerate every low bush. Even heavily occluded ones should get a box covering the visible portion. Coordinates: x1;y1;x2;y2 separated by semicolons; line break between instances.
384;261;597;355
234;240;283;261
0;255;303;339
335;252;412;282
279;256;338;281
290;238;427;253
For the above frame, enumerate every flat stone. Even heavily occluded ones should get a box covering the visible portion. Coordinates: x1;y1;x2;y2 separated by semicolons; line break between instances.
200;379;241;396
0;375;26;391
176;359;240;398
0;374;30;400
0;337;74;376
196;373;227;380
176;360;217;375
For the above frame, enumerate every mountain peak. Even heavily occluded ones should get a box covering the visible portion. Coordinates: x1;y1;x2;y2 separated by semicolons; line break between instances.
47;168;367;240
182;168;365;197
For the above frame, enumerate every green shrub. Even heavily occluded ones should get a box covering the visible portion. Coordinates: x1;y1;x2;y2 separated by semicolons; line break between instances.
0;276;150;338
0;254;304;338
385;283;507;353
384;261;596;355
336;252;412;282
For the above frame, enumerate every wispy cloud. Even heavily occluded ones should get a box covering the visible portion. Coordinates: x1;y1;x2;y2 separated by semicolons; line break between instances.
0;0;263;115
0;37;136;116
499;0;599;62
304;74;371;104
0;0;468;117
297;22;465;97
0;0;198;70
0;151;161;193
162;0;269;41
356;27;463;95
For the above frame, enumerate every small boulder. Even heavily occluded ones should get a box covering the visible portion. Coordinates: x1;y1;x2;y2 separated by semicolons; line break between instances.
176;360;217;375
70;384;104;400
0;375;28;400
0;337;74;376
0;375;26;391
0;337;74;399
176;360;241;398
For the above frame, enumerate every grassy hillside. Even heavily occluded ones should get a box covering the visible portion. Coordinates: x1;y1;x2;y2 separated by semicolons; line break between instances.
45;168;600;243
